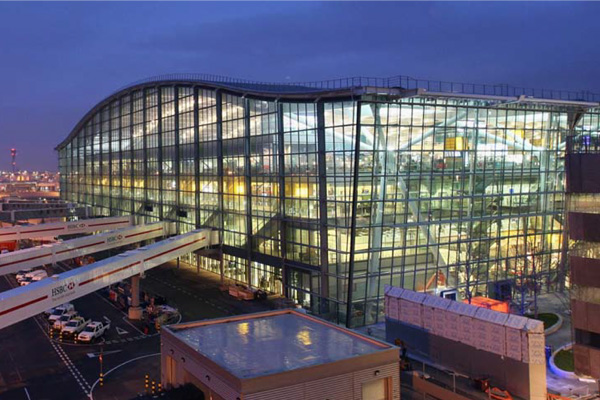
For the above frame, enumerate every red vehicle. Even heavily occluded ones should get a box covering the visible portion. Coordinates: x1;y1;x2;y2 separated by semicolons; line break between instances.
0;240;17;252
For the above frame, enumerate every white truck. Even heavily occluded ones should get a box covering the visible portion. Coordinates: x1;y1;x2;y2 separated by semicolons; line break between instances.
62;317;91;338
47;303;75;323
53;310;79;332
15;268;33;281
19;269;48;286
77;321;111;343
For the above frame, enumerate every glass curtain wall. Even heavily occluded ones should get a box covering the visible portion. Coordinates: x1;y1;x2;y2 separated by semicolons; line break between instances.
59;84;571;327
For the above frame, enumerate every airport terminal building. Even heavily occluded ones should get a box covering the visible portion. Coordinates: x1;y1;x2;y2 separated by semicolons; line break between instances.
56;74;600;327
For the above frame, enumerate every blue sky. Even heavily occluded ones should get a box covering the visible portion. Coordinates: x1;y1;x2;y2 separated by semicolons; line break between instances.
1;1;599;170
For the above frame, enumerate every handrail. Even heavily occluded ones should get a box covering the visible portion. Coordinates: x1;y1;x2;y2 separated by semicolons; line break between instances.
111;73;600;102
566;135;600;154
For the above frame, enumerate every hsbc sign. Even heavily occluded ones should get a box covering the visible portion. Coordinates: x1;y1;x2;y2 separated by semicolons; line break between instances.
106;234;123;244
51;281;76;301
66;223;87;230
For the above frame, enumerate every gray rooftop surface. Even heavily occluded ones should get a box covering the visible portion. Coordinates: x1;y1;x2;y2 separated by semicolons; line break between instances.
173;313;390;379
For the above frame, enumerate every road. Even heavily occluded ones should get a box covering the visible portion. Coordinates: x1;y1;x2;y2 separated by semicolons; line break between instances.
0;260;268;400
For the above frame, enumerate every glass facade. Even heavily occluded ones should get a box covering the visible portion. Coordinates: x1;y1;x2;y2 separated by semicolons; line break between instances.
57;78;587;327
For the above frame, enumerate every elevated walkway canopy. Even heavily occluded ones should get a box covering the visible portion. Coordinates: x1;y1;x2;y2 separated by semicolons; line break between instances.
0;222;170;276
0;229;212;329
0;216;132;242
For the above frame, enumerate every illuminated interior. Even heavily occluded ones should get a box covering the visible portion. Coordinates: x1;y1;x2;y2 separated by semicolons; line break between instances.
57;77;600;327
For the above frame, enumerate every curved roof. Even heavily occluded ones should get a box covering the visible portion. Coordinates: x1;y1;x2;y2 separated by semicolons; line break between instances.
56;73;600;150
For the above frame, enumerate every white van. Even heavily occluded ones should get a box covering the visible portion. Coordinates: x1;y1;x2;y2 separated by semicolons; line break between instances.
24;269;45;280
20;269;48;286
30;270;48;282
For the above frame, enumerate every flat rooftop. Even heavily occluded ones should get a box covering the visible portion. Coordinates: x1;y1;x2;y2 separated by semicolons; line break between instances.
169;311;392;379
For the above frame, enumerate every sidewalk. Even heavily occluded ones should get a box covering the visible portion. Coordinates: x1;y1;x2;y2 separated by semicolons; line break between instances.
536;292;598;397
142;259;289;322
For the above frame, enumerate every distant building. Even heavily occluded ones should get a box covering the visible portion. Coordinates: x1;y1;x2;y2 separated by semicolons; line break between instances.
56;74;600;327
565;136;600;378
161;309;400;399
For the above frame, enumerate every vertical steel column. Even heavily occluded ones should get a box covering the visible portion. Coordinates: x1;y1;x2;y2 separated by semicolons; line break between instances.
244;97;253;286
346;100;362;328
316;100;330;315
142;88;149;223
82;125;86;206
129;94;135;219
193;87;201;229
128;274;143;320
90;110;96;211
277;101;288;297
108;101;114;214
216;90;225;283
117;98;123;216
99;107;105;215
367;103;388;321
174;87;181;234
157;87;164;222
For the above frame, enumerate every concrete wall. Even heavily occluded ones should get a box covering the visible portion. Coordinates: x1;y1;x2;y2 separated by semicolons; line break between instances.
162;326;401;400
566;153;600;193
386;318;546;400
245;363;400;400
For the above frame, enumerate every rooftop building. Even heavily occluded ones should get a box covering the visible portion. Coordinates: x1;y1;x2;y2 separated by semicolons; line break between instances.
56;74;600;327
161;310;400;399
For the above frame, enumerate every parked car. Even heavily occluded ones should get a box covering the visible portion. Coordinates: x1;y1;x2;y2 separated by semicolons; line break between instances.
30;270;48;282
62;317;91;338
48;303;75;323
53;310;79;332
16;269;33;281
19;269;47;285
77;321;111;343
19;273;47;286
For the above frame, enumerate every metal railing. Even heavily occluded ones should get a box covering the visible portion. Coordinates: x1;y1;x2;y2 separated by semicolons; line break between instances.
113;73;600;102
566;135;600;154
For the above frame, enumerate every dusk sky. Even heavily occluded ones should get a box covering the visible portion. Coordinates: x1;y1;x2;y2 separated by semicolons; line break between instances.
1;1;599;171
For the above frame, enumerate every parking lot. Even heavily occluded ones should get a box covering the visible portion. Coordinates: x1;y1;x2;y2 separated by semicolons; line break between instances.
0;258;277;400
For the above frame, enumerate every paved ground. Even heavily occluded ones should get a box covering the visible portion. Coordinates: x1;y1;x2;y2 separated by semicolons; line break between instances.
0;257;280;400
537;292;599;397
91;260;278;400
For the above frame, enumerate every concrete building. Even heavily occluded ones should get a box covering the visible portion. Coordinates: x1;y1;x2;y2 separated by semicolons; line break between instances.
384;286;546;400
56;74;600;327
565;135;600;379
160;309;400;400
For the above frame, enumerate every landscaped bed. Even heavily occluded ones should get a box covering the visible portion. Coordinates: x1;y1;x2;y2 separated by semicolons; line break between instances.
534;312;560;330
554;348;574;372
